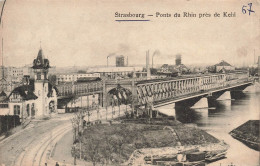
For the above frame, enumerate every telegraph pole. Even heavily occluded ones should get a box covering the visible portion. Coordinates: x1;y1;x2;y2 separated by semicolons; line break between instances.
0;0;7;80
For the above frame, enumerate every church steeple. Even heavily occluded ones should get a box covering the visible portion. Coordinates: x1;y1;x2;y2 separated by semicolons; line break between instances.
32;47;50;81
32;48;50;70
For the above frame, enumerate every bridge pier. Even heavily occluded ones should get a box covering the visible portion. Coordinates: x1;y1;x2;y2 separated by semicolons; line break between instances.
155;103;176;117
175;96;206;108
216;91;231;101
191;97;208;109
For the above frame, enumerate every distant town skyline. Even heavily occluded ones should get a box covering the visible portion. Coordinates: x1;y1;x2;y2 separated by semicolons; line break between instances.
0;0;259;67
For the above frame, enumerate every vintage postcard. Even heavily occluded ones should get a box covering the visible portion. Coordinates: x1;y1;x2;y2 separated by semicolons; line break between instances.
0;0;259;166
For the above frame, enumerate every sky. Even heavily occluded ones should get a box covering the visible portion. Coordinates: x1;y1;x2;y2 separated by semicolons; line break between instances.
0;0;259;67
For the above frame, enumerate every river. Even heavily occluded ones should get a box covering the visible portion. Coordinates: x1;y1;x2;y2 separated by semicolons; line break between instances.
175;84;260;166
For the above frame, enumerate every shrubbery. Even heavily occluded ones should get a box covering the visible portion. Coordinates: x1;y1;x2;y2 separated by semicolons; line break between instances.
0;115;21;135
72;119;219;165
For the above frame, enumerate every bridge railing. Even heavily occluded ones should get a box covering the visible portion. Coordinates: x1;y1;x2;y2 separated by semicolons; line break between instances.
135;71;251;105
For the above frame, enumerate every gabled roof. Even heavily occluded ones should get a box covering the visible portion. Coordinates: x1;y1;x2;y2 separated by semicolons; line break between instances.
215;60;232;66
0;91;7;102
0;91;7;97
9;84;38;101
8;79;58;101
0;77;7;82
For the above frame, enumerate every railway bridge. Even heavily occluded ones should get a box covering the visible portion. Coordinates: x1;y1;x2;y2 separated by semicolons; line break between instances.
56;71;253;116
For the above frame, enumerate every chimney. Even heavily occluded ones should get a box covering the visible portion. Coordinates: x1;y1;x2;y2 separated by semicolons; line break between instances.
146;50;151;79
126;56;128;66
258;56;260;76
175;54;182;66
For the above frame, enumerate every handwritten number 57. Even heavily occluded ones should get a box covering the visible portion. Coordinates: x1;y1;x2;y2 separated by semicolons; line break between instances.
242;3;255;15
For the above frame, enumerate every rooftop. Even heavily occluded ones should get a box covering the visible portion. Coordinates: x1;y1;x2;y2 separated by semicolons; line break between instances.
215;60;232;66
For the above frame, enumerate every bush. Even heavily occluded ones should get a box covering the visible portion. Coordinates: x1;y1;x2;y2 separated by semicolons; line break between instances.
0;115;21;135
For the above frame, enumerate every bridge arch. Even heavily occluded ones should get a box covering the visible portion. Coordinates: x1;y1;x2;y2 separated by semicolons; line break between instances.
107;85;132;106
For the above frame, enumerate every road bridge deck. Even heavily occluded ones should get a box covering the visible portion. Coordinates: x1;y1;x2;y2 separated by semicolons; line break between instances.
154;81;253;108
56;71;253;109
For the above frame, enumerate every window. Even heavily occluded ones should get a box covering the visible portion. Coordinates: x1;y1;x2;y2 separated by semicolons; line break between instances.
14;105;20;115
27;104;30;116
13;93;19;99
37;73;41;80
0;104;8;108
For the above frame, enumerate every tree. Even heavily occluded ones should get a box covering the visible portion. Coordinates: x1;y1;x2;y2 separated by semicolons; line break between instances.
84;135;101;166
102;133;114;165
150;68;158;75
78;70;87;74
127;72;133;78
71;112;81;140
71;111;84;159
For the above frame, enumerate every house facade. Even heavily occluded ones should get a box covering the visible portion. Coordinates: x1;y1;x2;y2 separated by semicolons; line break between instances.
1;48;58;118
215;60;235;73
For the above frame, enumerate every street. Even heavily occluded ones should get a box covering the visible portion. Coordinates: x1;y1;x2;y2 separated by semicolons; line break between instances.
0;114;73;166
0;105;132;166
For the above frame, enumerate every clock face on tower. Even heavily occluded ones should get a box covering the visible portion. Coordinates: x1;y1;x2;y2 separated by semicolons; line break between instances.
36;59;41;66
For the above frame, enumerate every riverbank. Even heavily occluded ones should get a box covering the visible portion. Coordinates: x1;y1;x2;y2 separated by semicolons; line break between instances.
229;120;259;151
73;118;228;165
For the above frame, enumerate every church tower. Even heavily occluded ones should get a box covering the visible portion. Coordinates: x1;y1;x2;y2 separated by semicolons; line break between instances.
32;48;50;116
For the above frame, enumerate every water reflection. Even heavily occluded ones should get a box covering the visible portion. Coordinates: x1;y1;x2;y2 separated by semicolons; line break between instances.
175;87;260;165
175;107;202;123
216;100;231;107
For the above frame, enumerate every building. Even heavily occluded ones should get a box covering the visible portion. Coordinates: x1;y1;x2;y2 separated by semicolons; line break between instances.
215;60;235;73
87;66;143;79
116;55;125;67
0;65;34;95
56;73;100;83
1;48;58;118
0;66;23;82
0;65;34;80
0;77;17;96
157;54;189;76
157;64;180;77
0;91;9;115
0;66;6;79
157;63;190;77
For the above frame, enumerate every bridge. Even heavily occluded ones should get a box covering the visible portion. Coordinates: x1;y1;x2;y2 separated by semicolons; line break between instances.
56;71;253;116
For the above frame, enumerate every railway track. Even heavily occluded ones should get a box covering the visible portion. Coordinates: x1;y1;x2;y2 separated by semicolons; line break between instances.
13;124;72;166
